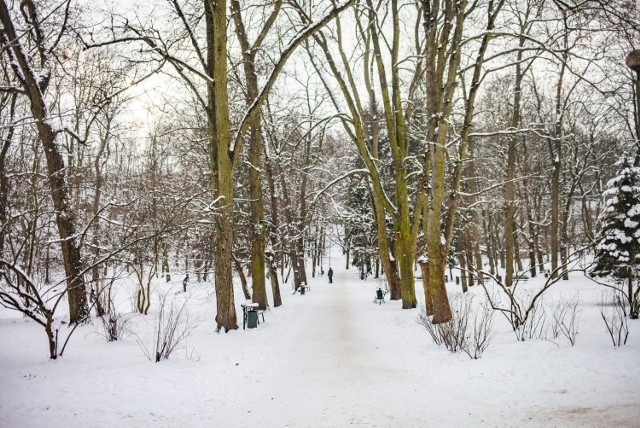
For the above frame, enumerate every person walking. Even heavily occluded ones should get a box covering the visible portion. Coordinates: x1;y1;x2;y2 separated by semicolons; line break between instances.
328;267;333;284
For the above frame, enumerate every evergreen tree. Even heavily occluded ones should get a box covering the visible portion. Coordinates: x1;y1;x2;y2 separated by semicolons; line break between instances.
591;156;640;318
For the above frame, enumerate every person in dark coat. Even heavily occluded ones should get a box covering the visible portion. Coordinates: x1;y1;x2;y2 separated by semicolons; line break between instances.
183;274;189;292
328;267;333;284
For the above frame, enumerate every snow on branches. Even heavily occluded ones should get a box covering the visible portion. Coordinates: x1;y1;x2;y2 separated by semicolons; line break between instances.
592;156;640;275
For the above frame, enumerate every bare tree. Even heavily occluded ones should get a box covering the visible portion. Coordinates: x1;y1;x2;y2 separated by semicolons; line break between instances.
0;0;89;324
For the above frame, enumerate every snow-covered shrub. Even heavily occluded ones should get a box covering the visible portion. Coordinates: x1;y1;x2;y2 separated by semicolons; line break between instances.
591;156;640;319
550;295;581;346
599;292;630;347
418;293;494;359
137;293;197;362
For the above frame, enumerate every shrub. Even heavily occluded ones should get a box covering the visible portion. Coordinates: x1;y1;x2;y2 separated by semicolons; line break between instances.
550;295;581;346
96;303;133;342
418;293;494;359
137;293;197;362
599;291;630;347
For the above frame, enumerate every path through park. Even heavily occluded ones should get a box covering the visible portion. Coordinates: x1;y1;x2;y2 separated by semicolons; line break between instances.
2;255;639;427
249;266;428;426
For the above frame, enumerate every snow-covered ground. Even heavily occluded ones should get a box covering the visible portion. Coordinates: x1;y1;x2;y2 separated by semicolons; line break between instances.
1;252;639;427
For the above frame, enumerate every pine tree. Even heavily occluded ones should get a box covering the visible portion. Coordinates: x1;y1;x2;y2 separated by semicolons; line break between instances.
591;156;640;318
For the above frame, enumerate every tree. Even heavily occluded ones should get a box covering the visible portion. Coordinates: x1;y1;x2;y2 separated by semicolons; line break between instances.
205;0;357;330
0;0;90;324
422;0;506;322
591;156;640;319
303;0;425;308
229;0;283;311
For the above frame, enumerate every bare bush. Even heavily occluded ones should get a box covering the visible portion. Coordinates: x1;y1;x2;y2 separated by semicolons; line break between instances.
550;295;581;346
418;293;494;359
599;292;630;347
463;298;495;359
137;293;198;362
472;249;586;342
96;304;133;342
0;260;74;359
518;291;548;341
418;311;445;347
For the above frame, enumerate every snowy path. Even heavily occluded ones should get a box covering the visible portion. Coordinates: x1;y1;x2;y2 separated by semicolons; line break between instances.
253;269;418;426
217;266;426;426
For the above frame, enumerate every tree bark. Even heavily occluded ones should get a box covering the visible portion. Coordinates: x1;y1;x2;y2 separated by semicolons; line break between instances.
207;0;238;331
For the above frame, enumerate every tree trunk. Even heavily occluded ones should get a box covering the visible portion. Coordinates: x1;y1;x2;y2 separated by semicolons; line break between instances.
268;257;282;307
163;245;170;282
418;259;433;316
264;156;283;306
459;251;468;293
0;0;89;324
372;192;401;300
629;268;638;319
504;35;524;287
230;0;271;311
484;212;496;274
345;230;350;270
550;13;568;279
0;93;16;256
207;0;237;331
234;259;251;301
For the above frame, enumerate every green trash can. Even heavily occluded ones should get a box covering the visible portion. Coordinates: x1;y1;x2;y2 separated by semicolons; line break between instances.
247;311;258;329
300;285;306;295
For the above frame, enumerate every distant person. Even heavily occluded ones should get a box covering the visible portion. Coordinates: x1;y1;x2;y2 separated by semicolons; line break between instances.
183;274;189;292
328;267;333;284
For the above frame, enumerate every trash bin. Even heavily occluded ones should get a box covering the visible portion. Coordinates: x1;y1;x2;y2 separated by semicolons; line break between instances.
300;286;306;295
455;276;459;285
376;288;384;300
247;311;258;329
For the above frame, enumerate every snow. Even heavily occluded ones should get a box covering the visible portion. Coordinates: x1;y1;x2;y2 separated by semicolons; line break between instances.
629;204;640;217
1;250;640;426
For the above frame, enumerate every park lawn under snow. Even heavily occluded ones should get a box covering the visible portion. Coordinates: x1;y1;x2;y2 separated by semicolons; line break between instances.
1;255;639;427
